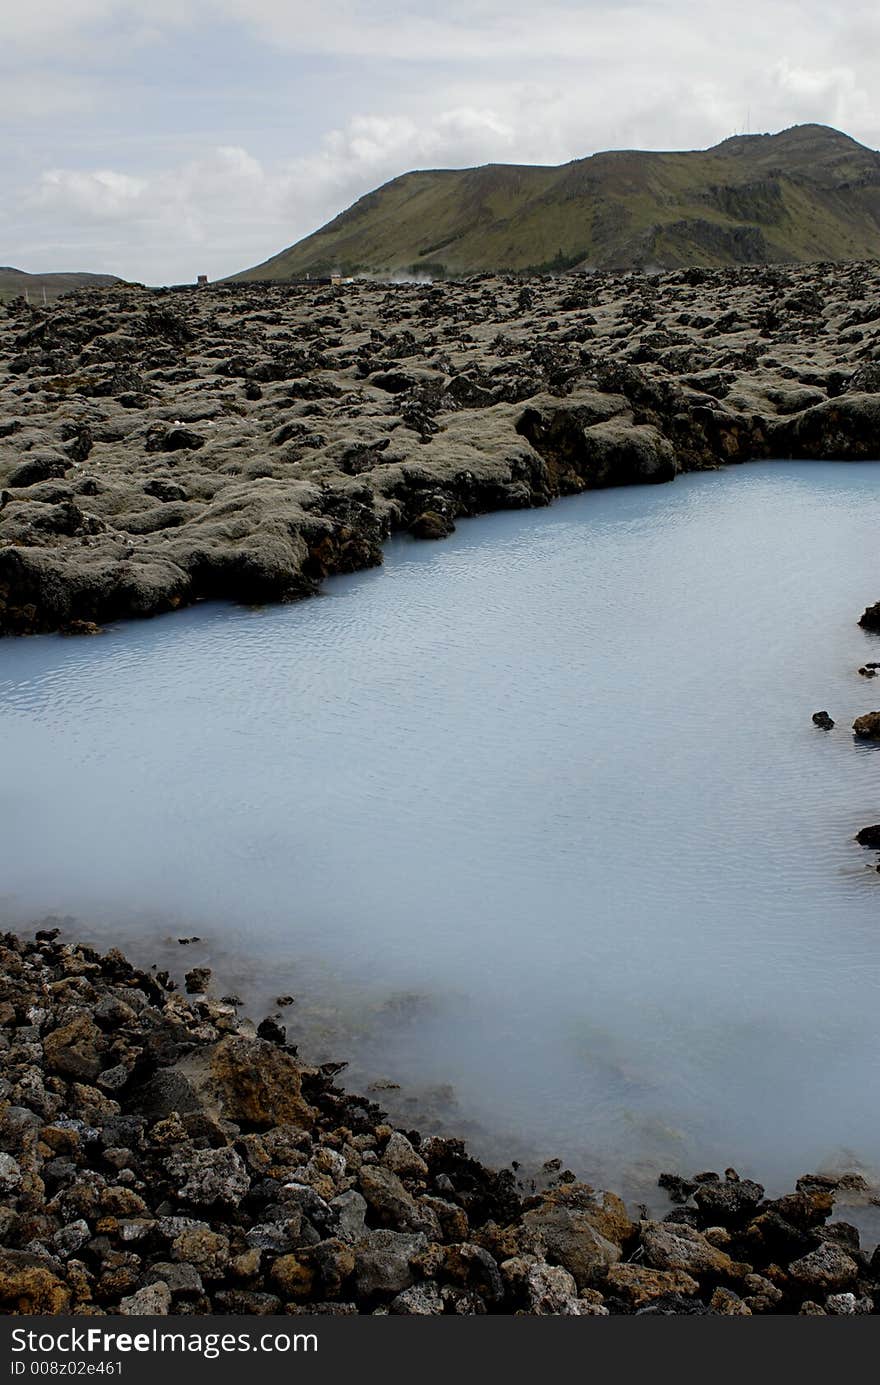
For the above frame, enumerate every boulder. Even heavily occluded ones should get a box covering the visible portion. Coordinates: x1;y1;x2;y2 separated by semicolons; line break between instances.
640;1220;739;1277
0;1154;22;1193
165;1147;250;1207
307;1237;356;1297
330;1190;368;1244
0;1250;71;1313
518;404;676;492
772;394;880;461
787;1242;859;1293
859;601;880;632
171;1228;230;1277
269;1254;314;1301
43;1015;103;1082
853;712;880;739
520;1261;586;1315
389;1281;444;1314
353;1229;428;1297
184;967;211;994
410;510;454;540
358;1165;439;1235
6;453;69;488
381;1132;428;1179
520;1184;631;1289
119;1282;171;1315
145;425;206;453
709;1286;752;1315
500;1256;603;1314
825;1292;873;1314
143;1262;205;1301
181;1035;315;1131
693;1174;764;1225
605;1263;700;1308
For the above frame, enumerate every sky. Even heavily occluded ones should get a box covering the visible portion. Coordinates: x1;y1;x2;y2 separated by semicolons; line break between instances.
4;0;880;285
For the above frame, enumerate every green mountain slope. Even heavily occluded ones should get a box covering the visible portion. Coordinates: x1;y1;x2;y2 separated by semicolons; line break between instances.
0;267;121;305
233;124;880;280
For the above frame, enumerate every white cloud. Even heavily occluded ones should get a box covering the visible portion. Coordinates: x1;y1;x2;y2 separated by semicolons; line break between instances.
16;108;528;282
35;169;148;219
3;0;880;283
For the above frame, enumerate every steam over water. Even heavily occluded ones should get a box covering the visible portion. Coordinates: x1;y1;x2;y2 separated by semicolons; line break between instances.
3;461;880;1196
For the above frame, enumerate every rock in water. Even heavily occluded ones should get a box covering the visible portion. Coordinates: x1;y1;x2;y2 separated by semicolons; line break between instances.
859;601;880;631
853;712;880;738
184;966;211;993
812;711;834;729
409;510;454;540
855;825;880;848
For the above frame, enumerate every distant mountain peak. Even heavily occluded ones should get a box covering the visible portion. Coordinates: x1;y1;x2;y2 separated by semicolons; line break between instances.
0;267;121;304
232;125;880;282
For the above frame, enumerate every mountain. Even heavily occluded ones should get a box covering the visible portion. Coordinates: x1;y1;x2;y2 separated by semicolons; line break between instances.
233;124;880;280
0;267;121;304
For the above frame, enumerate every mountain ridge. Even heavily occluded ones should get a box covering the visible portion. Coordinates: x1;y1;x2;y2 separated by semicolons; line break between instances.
232;124;880;280
0;267;121;304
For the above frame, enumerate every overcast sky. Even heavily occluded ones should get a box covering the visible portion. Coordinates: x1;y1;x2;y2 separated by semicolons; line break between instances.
4;0;879;285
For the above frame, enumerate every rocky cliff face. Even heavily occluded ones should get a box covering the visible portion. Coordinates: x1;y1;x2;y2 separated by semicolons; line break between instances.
2;259;880;636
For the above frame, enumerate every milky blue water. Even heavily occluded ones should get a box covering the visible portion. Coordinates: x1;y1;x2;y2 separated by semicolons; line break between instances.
3;461;880;1197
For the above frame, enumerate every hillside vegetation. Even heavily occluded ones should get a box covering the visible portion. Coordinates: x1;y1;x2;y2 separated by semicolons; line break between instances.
233;124;880;280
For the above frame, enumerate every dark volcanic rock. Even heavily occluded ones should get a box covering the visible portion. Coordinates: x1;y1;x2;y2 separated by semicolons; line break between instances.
409;510;454;540
692;1172;764;1225
859;601;880;632
4;264;880;635
145;425;206;453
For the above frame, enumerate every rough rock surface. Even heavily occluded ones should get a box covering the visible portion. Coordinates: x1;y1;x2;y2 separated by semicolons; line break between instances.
3;262;880;635
1;930;879;1316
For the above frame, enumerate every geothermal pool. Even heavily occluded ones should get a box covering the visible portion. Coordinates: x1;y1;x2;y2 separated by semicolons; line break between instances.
3;461;880;1197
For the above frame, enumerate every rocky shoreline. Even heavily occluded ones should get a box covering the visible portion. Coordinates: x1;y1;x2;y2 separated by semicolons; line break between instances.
1;928;879;1316
2;262;880;636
